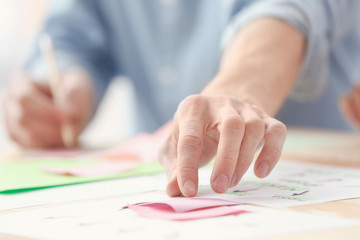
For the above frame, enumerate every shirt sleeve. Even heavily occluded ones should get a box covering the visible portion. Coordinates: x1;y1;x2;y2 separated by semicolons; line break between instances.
222;0;357;101
25;0;116;103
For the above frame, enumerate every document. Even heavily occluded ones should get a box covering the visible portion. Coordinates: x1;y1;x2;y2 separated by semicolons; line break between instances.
198;160;360;207
0;174;166;211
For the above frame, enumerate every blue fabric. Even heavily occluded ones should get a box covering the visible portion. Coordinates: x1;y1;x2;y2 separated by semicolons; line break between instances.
26;0;360;133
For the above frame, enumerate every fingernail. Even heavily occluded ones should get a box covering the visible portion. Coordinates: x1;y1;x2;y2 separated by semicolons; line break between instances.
214;174;228;193
183;180;196;196
257;162;270;177
230;173;238;187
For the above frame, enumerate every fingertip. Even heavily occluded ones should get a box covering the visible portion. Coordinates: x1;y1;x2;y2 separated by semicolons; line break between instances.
211;174;229;193
182;179;197;197
177;164;199;197
255;161;270;178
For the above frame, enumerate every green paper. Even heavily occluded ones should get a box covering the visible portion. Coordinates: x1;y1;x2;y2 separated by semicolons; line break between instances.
0;158;164;194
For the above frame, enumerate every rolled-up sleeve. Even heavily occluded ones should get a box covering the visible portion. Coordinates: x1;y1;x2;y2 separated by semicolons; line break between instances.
222;0;356;101
25;0;116;103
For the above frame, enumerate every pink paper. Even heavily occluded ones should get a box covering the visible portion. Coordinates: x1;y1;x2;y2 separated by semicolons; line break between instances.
127;198;248;221
44;161;136;176
101;123;171;163
28;149;90;158
135;197;242;212
128;204;247;221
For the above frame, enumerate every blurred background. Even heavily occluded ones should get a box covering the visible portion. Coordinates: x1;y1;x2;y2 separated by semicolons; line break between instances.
0;1;47;88
0;1;133;151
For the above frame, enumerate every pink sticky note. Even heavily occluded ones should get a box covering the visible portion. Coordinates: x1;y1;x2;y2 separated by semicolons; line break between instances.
28;149;90;158
101;123;171;163
44;161;136;177
127;198;248;221
135;197;242;212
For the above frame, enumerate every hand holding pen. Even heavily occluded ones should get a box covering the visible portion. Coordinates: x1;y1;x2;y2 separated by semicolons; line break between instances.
2;35;96;149
39;34;75;148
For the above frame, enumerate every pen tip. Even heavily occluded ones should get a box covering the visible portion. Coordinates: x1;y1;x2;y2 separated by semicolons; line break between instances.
61;124;76;149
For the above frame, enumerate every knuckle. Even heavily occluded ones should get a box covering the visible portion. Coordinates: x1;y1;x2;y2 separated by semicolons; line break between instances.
265;146;282;159
178;166;198;176
222;116;244;131
179;133;202;152
269;121;287;136
245;119;265;136
219;156;237;166
179;95;206;112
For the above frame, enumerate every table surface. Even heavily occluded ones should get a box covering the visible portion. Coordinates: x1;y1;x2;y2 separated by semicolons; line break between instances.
1;127;360;240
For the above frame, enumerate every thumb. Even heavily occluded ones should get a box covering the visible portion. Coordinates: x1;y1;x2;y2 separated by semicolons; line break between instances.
166;175;181;197
159;132;182;196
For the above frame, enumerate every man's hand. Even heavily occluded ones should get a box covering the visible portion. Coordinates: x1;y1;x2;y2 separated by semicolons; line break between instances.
339;85;360;129
159;94;286;197
159;18;304;197
2;69;96;148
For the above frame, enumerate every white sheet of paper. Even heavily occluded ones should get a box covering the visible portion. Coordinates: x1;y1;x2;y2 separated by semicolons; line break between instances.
0;174;167;211
0;192;358;240
198;160;360;208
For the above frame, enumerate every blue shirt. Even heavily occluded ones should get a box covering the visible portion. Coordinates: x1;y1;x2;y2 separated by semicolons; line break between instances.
27;0;360;133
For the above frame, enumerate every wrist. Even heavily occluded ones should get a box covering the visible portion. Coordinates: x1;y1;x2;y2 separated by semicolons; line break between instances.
203;18;305;116
202;73;264;110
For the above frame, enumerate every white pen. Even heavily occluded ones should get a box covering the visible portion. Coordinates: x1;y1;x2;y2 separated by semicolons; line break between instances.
39;34;75;148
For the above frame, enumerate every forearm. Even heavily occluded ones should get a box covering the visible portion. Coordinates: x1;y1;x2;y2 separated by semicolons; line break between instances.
202;18;305;116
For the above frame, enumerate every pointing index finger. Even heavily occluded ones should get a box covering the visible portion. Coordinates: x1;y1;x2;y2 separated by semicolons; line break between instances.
175;95;208;197
177;118;204;197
